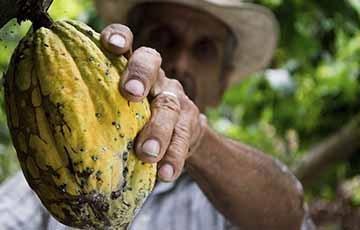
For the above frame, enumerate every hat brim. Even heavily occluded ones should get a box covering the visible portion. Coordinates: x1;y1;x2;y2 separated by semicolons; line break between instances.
95;0;279;85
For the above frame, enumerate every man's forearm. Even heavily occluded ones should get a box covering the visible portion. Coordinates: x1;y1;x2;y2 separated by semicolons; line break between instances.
186;125;305;230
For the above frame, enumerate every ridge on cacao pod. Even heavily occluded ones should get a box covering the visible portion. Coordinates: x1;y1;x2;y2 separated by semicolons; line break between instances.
4;19;157;230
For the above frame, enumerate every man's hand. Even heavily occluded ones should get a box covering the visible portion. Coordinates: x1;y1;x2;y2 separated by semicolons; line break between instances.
100;24;307;230
101;24;207;182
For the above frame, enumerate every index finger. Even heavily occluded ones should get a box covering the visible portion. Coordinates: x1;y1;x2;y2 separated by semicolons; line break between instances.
100;24;133;56
120;47;162;102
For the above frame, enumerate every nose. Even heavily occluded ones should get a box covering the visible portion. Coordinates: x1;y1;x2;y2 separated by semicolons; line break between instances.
167;50;189;78
165;50;197;101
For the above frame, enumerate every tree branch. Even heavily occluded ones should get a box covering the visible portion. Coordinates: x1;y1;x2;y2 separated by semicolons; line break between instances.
293;114;360;187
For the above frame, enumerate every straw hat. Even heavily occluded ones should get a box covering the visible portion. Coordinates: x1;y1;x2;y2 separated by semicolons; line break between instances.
95;0;279;84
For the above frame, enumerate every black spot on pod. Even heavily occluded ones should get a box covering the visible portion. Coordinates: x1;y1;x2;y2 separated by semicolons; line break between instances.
121;180;127;191
73;160;83;166
111;190;122;200
58;184;67;193
80;179;86;189
123;167;129;178
78;167;94;178
45;165;60;179
123;201;131;207
127;141;133;151
91;155;98;161
122;152;128;161
135;112;143;120
95;171;102;181
113;212;119;219
112;121;121;129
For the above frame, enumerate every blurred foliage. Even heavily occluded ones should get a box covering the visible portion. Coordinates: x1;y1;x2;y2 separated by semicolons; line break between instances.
0;0;359;204
208;0;360;200
341;176;360;206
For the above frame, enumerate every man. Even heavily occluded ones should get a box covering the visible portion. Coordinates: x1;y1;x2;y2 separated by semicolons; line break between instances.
0;0;314;229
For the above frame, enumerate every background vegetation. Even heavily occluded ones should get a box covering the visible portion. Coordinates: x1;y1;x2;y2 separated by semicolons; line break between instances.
0;0;359;228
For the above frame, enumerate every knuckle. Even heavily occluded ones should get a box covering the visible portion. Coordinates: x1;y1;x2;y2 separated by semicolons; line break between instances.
168;79;184;92
152;94;181;113
191;102;200;115
175;123;191;138
130;59;157;78
129;48;162;78
150;118;174;135
185;96;196;109
159;68;166;77
157;69;166;82
135;47;162;66
174;127;191;149
137;46;161;58
174;123;191;145
181;94;198;113
128;64;157;88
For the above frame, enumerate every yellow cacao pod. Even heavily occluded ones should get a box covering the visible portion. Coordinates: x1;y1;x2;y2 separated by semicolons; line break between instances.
4;20;156;229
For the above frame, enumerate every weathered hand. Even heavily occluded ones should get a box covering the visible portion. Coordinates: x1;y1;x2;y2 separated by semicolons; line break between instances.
101;24;207;182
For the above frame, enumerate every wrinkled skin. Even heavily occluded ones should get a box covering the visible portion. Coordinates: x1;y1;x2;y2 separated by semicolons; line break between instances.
100;3;306;230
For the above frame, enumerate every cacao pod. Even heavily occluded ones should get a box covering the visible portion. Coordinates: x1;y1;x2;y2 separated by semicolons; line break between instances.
4;20;156;230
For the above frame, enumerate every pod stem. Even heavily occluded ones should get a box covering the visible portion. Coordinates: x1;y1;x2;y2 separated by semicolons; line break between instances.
31;11;53;30
0;0;53;30
16;0;54;29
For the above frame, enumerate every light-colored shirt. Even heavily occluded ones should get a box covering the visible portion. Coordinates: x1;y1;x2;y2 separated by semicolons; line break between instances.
0;172;315;230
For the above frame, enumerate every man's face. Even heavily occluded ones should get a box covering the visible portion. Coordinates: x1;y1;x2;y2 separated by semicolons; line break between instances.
131;3;231;112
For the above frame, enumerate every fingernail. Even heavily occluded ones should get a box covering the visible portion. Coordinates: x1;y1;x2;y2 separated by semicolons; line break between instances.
109;34;126;48
159;164;174;181
142;139;160;157
125;79;145;97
